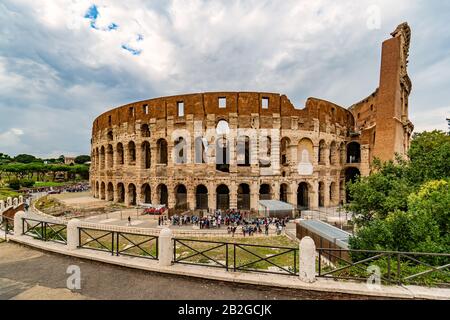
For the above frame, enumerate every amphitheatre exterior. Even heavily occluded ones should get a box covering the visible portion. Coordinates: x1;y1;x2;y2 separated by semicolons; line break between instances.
90;23;414;214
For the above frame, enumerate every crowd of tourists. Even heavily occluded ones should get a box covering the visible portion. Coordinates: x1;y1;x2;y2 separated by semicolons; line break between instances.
168;209;289;236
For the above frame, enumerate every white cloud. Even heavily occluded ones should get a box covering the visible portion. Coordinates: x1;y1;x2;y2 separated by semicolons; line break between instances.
0;0;449;157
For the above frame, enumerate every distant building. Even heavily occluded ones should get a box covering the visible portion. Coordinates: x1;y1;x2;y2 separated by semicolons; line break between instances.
64;156;76;165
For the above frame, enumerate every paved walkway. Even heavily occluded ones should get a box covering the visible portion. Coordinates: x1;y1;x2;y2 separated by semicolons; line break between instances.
0;242;376;300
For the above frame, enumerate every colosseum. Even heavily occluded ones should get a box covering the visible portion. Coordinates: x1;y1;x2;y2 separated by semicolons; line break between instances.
90;22;414;214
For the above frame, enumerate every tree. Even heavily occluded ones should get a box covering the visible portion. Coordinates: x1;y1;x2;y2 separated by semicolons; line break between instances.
75;155;91;164
13;154;39;164
407;130;450;184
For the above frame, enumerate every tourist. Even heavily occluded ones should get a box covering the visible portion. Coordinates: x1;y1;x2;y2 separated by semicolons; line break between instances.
127;216;131;226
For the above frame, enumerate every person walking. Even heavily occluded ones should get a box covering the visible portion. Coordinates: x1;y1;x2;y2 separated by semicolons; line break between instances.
127;216;131;226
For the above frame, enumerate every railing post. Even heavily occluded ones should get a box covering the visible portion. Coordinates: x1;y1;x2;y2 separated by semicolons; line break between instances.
226;243;229;271
299;236;316;283
233;243;236;272
67;219;81;250
14;211;26;236
158;228;173;267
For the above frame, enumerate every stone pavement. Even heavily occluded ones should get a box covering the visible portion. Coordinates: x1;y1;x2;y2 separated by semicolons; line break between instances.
7;235;450;300
0;242;377;300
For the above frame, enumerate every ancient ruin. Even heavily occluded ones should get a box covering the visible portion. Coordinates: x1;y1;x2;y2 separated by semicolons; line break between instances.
90;23;413;212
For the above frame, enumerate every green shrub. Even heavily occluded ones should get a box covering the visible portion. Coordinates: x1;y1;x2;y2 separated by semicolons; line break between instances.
8;179;21;190
20;179;35;188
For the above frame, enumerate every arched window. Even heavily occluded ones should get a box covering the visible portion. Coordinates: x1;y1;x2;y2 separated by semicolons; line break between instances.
195;137;206;164
100;146;105;170
157;139;168;164
259;136;271;167
297;182;309;209
216;137;229;172
141;124;150;137
116;143;124;165
174;137;187;164
280;137;290;166
318;140;326;164
346;142;361;163
142;141;151;169
237;135;250;166
128;141;136;165
107;131;113;141
216;184;230;210
329;141;337;165
106;144;113;168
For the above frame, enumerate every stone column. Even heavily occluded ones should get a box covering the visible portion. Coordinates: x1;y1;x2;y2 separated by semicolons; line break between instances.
67;219;81;250
288;182;297;206
311;180;319;210
250;182;259;212
229;181;237;210
324;180;330;207
158;228;173;267
14;211;26;235
299;236;316;283
313;145;319;166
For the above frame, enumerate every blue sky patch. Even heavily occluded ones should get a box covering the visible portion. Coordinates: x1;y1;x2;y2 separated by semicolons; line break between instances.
108;23;119;31
121;44;142;56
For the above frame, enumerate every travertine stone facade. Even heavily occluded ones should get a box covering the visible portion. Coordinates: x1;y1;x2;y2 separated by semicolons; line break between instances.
90;23;413;212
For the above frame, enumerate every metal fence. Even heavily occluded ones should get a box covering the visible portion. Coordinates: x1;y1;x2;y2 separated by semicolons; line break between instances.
78;227;158;259
173;238;298;276
317;248;450;286
22;217;67;244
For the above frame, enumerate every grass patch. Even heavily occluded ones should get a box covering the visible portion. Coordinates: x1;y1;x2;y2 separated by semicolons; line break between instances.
0;188;20;202
34;181;65;187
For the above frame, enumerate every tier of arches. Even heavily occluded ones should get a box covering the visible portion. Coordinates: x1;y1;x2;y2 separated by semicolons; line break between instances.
91;136;361;172
91;174;360;210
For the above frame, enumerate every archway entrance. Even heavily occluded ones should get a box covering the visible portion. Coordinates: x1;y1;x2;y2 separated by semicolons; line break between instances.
107;183;114;201
117;183;125;203
195;185;208;210
128;184;136;205
297;182;309;209
157;184;168;206
346;142;361;163
141;183;151;204
175;184;188;210
216;184;230;210
280;184;288;203
259;184;272;200
237;183;250;210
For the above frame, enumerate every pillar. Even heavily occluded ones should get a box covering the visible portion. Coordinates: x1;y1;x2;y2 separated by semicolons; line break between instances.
14;211;26;235
299;236;316;283
158;228;173;267
67;219;81;250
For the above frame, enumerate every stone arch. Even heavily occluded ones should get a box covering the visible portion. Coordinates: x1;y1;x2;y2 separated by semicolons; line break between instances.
116;143;124;165
237;135;251;167
128;183;137;205
174;137;187;164
318;181;325;207
106;144;113;168
142;141;151;169
280;183;289;203
157;184;168;206
297;182;309;209
175;184;188;210
107;130;113;141
280;137;290;166
329;141;338;165
95;181;99;198
329;181;337;206
100;146;105;169
216;184;230;210
107;182;114;201
117;183;125;203
318;140;326;164
141;124;150;137
237;183;250;210
195;184;208;209
195;137;206;164
100;182;106;200
128;141;136;165
259;136;271;168
141;183;151;204
347;142;361;164
259;183;272;200
297;138;314;166
157;138;168;164
216;136;230;172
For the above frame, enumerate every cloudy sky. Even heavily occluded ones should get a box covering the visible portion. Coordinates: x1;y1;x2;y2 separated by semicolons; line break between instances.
0;0;449;158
